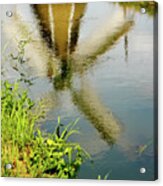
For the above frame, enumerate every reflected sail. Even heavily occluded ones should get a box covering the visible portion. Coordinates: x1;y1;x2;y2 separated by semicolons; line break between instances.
87;20;133;60
2;8;59;79
72;19;134;72
72;81;121;145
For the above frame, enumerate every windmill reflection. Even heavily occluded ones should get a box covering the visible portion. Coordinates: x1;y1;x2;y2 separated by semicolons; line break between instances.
31;3;135;145
2;4;134;146
2;3;134;145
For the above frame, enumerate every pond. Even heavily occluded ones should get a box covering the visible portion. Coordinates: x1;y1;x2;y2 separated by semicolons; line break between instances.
1;2;157;180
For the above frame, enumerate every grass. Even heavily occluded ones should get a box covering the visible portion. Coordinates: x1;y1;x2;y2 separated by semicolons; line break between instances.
1;81;89;178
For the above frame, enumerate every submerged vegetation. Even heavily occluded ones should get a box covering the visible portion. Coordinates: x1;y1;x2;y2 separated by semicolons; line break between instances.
1;81;89;178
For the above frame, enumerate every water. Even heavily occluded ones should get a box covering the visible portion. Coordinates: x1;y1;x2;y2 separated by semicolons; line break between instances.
1;2;157;180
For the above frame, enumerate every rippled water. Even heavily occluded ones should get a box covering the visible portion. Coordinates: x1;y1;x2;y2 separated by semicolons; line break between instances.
1;2;157;180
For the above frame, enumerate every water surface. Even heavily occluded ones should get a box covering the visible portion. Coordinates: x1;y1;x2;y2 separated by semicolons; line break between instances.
1;2;157;180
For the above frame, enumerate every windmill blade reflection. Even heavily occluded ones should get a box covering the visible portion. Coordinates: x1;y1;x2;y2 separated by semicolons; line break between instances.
72;19;134;72
72;81;121;145
2;8;59;79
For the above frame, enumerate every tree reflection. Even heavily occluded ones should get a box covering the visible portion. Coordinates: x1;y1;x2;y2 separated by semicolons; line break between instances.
116;1;157;16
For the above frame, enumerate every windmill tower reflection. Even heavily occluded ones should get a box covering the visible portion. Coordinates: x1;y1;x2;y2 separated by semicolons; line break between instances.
32;4;86;88
33;4;86;60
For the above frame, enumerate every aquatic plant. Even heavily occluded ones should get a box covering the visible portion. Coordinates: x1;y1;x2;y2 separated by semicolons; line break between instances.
97;171;112;180
9;39;34;86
